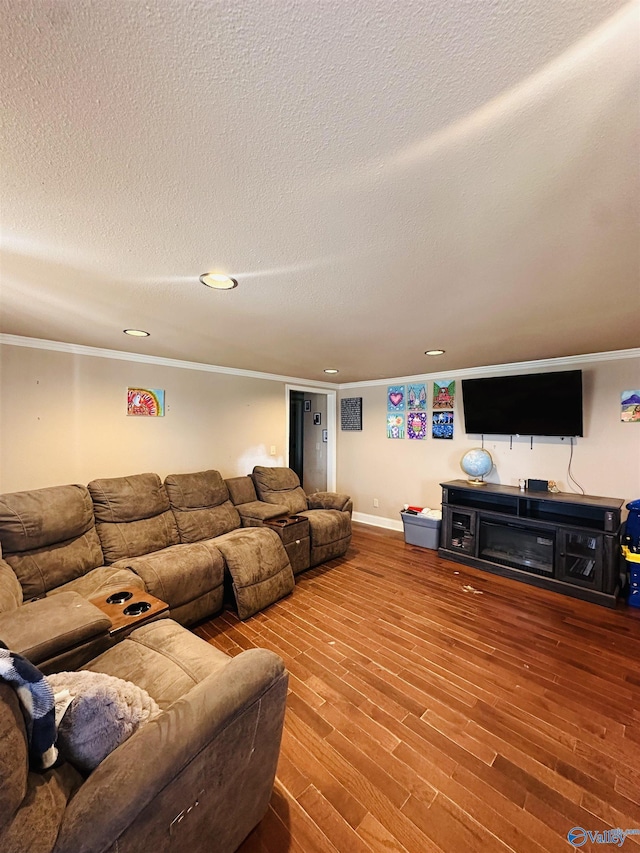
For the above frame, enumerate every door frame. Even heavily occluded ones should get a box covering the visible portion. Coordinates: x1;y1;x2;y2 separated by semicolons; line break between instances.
285;385;337;492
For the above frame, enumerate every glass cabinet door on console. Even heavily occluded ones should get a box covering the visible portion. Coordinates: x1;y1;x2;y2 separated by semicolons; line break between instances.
556;530;604;589
443;508;476;555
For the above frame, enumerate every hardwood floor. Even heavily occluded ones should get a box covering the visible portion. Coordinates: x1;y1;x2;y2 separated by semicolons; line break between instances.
194;522;640;853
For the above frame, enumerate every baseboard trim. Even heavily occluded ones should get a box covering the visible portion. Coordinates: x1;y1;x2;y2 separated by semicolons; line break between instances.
353;511;403;532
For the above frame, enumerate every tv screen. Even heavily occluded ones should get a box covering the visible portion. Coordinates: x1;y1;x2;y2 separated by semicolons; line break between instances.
461;370;583;437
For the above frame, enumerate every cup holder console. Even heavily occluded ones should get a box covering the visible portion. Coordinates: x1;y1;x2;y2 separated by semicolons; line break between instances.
123;601;152;617
106;590;134;605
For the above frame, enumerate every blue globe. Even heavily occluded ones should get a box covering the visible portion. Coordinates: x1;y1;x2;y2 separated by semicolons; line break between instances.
460;448;493;484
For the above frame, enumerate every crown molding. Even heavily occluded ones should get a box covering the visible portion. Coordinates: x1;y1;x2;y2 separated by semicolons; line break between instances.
0;334;337;389
337;349;640;390
2;335;637;391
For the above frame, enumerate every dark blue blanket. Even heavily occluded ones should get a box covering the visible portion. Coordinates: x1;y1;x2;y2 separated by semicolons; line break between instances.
0;641;57;769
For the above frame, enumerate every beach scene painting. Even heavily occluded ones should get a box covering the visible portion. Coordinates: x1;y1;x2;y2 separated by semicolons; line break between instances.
621;390;640;422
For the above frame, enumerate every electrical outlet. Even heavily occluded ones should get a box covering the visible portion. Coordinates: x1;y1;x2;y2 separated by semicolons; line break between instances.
270;445;276;456
373;498;379;508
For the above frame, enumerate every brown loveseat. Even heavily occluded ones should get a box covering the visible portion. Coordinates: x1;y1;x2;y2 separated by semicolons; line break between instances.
0;618;288;853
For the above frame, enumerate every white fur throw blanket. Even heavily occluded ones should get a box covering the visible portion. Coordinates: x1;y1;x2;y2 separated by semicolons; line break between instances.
47;670;161;773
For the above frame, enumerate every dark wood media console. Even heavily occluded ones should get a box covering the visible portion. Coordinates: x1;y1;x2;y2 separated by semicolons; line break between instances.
439;480;624;607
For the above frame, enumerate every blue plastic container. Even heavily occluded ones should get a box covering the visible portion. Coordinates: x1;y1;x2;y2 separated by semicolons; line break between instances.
623;545;640;607
625;499;640;548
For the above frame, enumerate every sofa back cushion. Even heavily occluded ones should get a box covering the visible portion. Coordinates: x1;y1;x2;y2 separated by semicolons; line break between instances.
88;473;179;563
225;476;258;507
0;548;23;613
164;470;241;543
0;485;104;599
252;467;308;515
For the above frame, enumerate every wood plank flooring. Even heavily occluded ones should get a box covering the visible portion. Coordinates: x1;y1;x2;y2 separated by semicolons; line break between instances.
194;523;640;853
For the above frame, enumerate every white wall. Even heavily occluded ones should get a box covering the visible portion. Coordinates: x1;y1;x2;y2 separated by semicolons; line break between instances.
337;356;640;526
0;343;290;491
2;344;637;527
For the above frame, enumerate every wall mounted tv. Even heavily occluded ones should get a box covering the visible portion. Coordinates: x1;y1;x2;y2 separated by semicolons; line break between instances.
461;370;583;437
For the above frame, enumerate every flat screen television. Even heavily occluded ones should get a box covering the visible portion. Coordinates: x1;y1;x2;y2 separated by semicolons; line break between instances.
461;370;583;437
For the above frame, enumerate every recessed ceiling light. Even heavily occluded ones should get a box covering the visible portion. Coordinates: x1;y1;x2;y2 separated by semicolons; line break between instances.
324;368;339;374
199;273;238;290
123;329;150;337
424;349;445;356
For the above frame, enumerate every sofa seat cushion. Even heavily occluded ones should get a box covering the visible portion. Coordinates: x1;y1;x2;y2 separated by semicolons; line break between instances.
83;620;231;709
112;541;225;612
47;566;145;601
0;485;105;599
298;509;352;546
164;470;241;542
214;528;294;620
88;474;179;563
252;467;308;515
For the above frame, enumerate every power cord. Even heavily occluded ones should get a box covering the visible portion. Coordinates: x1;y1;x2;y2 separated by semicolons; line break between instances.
567;436;585;494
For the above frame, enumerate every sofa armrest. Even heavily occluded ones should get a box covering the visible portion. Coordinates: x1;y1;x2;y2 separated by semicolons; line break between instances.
235;500;291;526
53;648;288;853
0;554;22;613
306;491;352;513
0;592;111;665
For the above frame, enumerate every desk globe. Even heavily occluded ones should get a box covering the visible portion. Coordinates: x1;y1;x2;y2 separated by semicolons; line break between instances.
460;448;493;485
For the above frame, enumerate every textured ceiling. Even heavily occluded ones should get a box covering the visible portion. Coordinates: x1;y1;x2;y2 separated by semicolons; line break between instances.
1;0;638;384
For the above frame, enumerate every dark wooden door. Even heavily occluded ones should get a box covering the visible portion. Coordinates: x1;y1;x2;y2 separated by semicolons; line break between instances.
289;390;304;485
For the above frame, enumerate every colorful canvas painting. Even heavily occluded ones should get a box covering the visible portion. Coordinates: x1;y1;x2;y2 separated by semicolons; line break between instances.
407;411;427;440
387;385;406;412
407;384;427;411
387;413;405;439
432;379;455;410
432;410;453;439
621;390;640;423
127;388;165;417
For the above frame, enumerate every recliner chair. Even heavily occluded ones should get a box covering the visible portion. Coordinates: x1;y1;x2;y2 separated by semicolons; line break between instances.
0;619;288;853
251;466;352;567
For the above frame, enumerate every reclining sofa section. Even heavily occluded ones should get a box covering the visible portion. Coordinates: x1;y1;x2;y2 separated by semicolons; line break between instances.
252;466;353;567
0;618;289;853
162;469;294;620
87;472;227;626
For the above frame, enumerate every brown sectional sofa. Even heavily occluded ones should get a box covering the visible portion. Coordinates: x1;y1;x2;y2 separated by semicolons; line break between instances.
0;467;352;667
0;466;352;852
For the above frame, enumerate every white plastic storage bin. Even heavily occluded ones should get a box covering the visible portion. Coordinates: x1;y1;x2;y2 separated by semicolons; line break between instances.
401;511;442;550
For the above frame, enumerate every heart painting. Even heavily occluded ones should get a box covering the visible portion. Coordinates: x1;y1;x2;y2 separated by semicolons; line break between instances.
387;386;406;412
